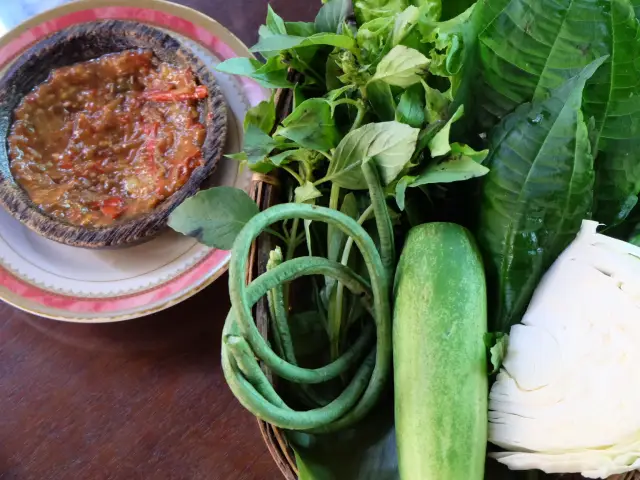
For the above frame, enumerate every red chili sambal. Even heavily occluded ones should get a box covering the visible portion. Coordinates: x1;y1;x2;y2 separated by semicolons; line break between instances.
8;49;209;227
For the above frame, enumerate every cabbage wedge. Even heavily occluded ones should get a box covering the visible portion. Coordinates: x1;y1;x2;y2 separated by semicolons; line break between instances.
489;220;640;479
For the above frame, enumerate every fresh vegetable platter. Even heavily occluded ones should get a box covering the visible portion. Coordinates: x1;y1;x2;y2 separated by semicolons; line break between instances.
167;0;640;478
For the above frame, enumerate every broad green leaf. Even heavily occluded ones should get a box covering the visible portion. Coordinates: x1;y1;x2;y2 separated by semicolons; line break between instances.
477;59;605;332
473;0;640;227
168;187;259;249
244;97;276;133
396;84;426;128
315;0;350;33
428;105;463;156
215;57;293;89
250;33;356;54
411;145;489;185
243;124;278;164
588;0;640;226
276;98;340;151
371;45;430;87
327;121;419;189
366;80;396;121
295;182;323;203
354;0;409;24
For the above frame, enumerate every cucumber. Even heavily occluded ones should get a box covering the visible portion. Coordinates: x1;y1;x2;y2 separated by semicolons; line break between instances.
393;222;487;480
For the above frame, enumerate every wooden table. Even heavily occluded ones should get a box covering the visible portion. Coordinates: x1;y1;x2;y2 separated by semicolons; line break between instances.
0;1;316;478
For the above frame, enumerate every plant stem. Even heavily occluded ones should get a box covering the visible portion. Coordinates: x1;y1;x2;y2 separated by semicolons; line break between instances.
332;98;366;131
331;205;375;360
282;165;303;185
265;228;287;244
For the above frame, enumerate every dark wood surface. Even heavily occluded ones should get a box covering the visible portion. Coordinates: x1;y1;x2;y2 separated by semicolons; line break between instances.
0;1;316;479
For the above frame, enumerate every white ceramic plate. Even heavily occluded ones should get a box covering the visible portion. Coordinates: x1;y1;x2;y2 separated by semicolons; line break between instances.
0;0;269;321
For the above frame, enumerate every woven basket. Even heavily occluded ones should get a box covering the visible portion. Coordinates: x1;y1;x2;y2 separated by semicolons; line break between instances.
244;84;639;480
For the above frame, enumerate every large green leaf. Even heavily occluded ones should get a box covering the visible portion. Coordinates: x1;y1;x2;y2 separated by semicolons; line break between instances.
473;0;640;225
586;0;640;226
477;59;604;332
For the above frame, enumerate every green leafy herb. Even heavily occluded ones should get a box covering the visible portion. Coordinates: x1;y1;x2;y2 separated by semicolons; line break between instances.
295;182;323;203
215;56;293;89
371;45;430;87
366;80;396;121
315;0;350;33
477;58;606;332
395;142;488;209
396;84;426;128
168;187;259;250
251;32;357;54
276;98;341;151
326;121;419;189
244;97;276;133
428;104;463;156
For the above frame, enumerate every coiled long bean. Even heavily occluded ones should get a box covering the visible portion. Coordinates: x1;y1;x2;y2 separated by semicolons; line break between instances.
222;162;393;433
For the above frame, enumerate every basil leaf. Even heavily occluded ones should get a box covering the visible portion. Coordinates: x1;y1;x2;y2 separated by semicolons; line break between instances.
395;143;488;210
394;175;415;210
411;146;489;185
215;57;293;89
428;104;463;156
168;187;259;250
396;84;425;128
276;98;341;151
315;0;350;34
366;80;396;121
327;121;419;189
251;33;356;53
421;79;450;123
244;124;278;164
293;84;307;109
266;4;287;35
478;58;605;332
285;21;317;37
244;97;276;133
294;182;323;203
371;45;430;87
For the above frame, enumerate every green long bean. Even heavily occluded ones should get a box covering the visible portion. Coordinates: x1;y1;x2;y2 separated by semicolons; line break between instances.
224;204;392;432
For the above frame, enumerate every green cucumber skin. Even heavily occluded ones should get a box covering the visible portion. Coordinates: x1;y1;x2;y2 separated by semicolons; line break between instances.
393;222;488;480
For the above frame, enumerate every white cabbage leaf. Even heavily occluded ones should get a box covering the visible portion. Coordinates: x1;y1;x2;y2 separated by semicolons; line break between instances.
489;220;640;479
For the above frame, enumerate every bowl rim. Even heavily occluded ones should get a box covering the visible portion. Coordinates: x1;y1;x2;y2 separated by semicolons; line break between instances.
0;19;227;249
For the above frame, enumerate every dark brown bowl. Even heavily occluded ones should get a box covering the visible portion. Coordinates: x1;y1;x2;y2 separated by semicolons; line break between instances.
0;20;227;248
